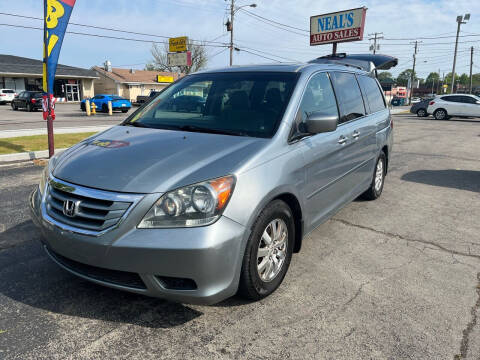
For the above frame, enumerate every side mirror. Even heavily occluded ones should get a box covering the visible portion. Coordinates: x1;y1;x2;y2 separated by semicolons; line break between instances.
305;112;338;134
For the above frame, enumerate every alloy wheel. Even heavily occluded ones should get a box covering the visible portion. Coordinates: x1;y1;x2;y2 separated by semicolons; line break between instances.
374;158;384;192
257;218;288;282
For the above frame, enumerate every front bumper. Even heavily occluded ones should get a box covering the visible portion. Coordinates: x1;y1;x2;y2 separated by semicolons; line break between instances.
29;186;247;305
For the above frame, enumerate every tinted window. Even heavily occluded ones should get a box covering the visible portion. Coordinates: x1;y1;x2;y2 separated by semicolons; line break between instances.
357;75;386;113
111;96;124;100
441;96;458;102
19;92;26;99
2;90;15;93
126;72;298;138
293;72;338;133
330;72;366;123
458;96;476;104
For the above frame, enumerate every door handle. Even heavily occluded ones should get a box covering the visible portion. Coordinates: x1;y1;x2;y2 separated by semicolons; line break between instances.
338;135;347;145
352;130;360;139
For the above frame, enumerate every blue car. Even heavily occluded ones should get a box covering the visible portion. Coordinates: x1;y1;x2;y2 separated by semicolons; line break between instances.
81;94;131;113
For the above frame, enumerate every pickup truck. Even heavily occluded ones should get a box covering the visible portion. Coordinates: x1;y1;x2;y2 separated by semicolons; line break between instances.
136;91;161;105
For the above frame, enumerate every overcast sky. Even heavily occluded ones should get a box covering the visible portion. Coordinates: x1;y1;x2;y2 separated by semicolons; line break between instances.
1;0;480;79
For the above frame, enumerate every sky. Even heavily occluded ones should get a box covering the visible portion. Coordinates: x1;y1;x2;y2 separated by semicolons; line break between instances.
1;0;480;79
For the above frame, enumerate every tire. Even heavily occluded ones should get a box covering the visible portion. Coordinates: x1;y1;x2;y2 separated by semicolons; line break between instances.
102;104;108;113
238;200;295;301
26;103;32;112
361;151;386;201
80;103;86;111
11;103;17;111
434;109;447;120
121;109;129;113
416;108;427;117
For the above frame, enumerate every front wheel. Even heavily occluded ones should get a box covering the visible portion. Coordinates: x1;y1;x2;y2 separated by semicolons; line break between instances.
102;104;108;113
416;108;427;117
361;151;386;200
238;200;294;301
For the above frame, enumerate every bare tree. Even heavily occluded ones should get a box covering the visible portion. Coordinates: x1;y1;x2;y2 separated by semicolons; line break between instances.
146;41;208;74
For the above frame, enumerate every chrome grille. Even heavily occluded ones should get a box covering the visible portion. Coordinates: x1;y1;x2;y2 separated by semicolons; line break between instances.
43;177;143;235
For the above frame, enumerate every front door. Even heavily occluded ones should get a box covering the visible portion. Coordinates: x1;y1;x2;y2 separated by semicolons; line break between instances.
65;84;80;102
293;72;351;230
458;95;480;117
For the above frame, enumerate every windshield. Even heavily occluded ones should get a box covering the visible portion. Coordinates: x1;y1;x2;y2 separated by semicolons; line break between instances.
124;72;298;138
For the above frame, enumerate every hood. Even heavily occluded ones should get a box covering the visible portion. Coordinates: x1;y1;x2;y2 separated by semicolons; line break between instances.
53;126;268;193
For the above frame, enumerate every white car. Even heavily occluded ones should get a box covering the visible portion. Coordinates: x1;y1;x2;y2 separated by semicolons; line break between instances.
427;94;480;120
0;89;16;104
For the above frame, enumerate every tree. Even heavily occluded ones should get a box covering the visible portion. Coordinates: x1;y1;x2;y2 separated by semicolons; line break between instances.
458;73;469;86
396;69;417;87
146;41;208;74
377;71;393;82
425;72;440;85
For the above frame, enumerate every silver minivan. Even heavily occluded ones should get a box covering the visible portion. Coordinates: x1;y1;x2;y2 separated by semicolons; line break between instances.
30;57;393;304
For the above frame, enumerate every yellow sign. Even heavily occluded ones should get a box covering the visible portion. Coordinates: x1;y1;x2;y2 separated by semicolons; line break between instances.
443;84;448;88
157;75;174;83
169;36;188;52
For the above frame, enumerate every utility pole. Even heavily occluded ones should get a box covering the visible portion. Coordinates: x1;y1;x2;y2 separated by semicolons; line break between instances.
368;32;384;54
409;40;418;105
469;46;474;94
451;14;470;93
437;68;441;94
229;0;234;66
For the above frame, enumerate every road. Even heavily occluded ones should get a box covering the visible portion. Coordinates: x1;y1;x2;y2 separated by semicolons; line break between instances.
1;114;479;359
0;103;129;132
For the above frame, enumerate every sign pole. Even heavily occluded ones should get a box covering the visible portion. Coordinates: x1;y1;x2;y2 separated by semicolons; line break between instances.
332;43;337;55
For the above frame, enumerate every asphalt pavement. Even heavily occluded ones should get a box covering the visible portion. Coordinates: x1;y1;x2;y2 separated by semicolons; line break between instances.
0;114;479;359
0;103;129;132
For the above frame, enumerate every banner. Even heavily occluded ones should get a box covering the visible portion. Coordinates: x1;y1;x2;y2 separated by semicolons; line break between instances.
43;0;76;96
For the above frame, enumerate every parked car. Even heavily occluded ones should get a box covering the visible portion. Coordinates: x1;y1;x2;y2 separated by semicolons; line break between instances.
11;91;43;111
427;94;480;120
81;94;131;113
136;90;162;105
30;59;393;305
410;98;433;117
0;89;16;104
165;95;206;112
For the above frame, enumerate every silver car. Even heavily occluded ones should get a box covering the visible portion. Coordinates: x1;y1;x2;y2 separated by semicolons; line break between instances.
30;61;393;304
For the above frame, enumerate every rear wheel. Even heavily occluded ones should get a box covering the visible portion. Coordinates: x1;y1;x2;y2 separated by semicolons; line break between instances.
434;109;447;120
361;151;386;200
238;200;294;301
102;104;108;113
416;108;427;117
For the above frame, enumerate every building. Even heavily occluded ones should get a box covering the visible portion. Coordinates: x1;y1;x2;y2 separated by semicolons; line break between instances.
0;54;98;102
93;63;181;102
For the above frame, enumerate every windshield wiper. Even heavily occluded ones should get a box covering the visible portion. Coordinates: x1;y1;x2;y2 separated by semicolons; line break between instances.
124;122;153;128
177;125;249;137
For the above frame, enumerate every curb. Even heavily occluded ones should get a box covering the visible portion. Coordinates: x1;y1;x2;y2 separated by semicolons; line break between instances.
0;148;67;163
0;125;111;139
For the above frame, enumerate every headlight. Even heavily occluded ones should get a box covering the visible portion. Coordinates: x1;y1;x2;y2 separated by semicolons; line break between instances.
138;175;235;228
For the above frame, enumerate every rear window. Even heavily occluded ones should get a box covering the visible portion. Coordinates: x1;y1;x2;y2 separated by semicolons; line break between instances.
357;75;386;113
330;72;366;123
31;92;43;98
2;90;15;94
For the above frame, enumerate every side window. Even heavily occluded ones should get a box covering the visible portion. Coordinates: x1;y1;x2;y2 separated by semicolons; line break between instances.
330;72;366;123
442;96;457;102
96;96;105;100
459;96;475;104
293;72;338;133
18;92;26;99
357;75;386;113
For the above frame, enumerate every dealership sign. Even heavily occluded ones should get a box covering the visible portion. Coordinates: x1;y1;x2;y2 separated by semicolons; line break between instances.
310;7;367;46
167;51;192;67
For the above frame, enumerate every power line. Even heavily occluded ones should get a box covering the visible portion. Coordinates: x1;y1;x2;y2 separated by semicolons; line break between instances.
0;12;229;46
236;48;283;63
0;23;229;48
238;10;309;37
240;8;309;32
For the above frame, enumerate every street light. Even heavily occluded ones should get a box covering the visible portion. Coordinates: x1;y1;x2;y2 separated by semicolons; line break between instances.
227;2;257;66
451;14;470;93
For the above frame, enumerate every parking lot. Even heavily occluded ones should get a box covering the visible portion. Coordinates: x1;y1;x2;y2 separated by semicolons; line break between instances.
0;103;129;132
0;114;479;359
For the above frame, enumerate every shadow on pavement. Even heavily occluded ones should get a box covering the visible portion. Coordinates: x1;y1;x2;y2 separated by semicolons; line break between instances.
401;169;480;193
0;236;202;329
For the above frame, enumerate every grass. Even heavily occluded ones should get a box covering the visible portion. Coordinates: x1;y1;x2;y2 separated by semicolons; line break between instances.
0;132;96;155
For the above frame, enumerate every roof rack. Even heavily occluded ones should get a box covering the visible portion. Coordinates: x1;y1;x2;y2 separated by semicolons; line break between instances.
308;53;398;73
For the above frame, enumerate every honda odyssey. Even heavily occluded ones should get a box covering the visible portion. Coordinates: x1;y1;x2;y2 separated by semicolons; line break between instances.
30;58;393;304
